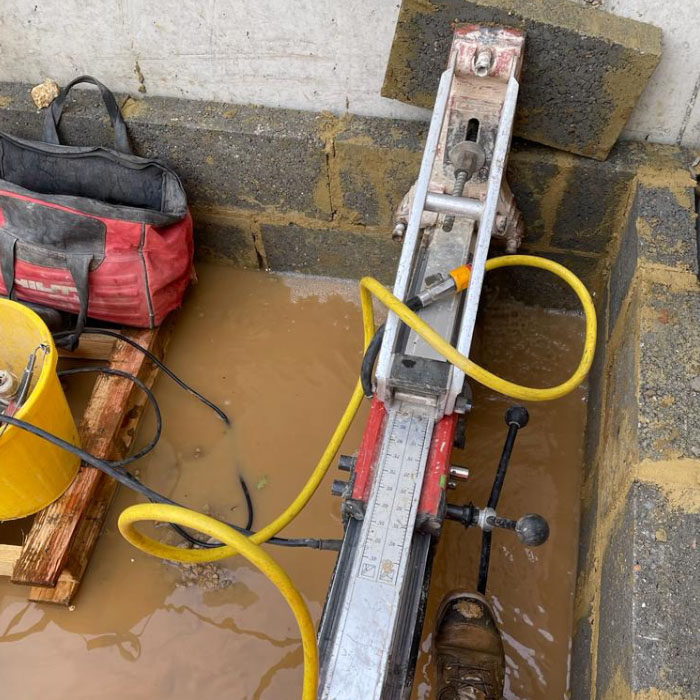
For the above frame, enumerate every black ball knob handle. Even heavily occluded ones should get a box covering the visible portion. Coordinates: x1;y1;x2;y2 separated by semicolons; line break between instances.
505;406;529;429
515;513;549;546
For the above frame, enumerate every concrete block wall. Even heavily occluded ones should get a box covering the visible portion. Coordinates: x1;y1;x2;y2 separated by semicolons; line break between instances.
602;0;700;147
383;0;662;159
573;163;700;700
0;83;640;293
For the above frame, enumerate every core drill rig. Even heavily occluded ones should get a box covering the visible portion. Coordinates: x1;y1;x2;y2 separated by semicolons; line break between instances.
317;25;552;700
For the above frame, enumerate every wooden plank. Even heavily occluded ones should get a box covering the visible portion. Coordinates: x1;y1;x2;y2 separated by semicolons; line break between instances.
28;475;119;603
0;544;21;578
58;334;116;362
11;326;165;588
28;321;174;605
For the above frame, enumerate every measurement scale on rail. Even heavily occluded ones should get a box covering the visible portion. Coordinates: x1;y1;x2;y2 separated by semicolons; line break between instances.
359;404;433;587
322;401;435;698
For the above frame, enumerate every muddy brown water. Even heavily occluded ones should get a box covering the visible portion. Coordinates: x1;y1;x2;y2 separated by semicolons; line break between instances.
0;263;586;699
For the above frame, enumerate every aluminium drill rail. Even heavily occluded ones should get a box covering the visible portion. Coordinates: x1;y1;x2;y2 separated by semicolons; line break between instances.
319;25;525;700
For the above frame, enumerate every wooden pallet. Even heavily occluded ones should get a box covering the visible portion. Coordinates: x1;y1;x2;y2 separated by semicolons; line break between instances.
0;322;173;605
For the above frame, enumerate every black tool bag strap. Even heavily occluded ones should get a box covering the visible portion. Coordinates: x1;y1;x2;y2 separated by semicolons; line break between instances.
42;75;133;155
0;234;17;298
57;254;93;351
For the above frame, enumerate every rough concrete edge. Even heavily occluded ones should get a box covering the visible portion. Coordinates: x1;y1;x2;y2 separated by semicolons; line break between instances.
470;0;663;53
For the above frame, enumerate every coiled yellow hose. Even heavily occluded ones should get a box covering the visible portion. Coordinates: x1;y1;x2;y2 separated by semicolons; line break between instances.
360;254;597;402
118;254;597;698
118;504;319;699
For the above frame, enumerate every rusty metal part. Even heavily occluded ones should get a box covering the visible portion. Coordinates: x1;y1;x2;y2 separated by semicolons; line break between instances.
473;48;494;77
443;170;470;232
443;141;485;232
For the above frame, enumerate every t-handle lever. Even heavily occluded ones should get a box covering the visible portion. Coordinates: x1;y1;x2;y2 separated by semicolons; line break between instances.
444;406;550;594
514;513;550;546
479;405;528;594
445;505;550;547
479;510;550;547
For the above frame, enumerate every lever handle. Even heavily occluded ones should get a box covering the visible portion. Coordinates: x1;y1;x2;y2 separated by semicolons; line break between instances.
445;506;550;547
445;407;540;595
481;406;527;595
487;406;528;510
515;513;549;547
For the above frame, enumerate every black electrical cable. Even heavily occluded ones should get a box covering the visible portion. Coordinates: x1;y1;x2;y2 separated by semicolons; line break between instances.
57;366;162;467
56;332;254;541
361;324;385;397
57;366;242;540
7;330;339;549
477;407;529;595
360;295;423;398
54;327;231;426
240;475;254;531
0;412;341;550
168;475;255;549
57;366;256;546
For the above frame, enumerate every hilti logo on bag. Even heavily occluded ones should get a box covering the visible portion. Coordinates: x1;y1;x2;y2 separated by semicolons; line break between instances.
15;278;77;296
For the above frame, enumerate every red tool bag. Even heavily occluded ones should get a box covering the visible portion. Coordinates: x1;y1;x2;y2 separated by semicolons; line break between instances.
0;76;193;348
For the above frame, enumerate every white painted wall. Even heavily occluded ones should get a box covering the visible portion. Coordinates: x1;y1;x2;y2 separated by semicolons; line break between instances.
0;1;428;121
602;0;700;146
0;0;698;146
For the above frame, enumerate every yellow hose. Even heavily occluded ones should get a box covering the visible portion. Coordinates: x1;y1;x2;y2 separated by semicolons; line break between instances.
118;504;318;699
117;253;597;698
360;254;597;402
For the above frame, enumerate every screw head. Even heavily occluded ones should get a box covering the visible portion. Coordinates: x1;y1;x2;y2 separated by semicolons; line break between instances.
449;141;485;176
473;48;493;77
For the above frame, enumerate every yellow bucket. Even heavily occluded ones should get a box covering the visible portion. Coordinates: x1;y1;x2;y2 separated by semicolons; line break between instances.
0;299;80;520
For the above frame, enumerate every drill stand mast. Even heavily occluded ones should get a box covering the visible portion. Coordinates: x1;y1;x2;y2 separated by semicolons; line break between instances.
318;25;548;700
